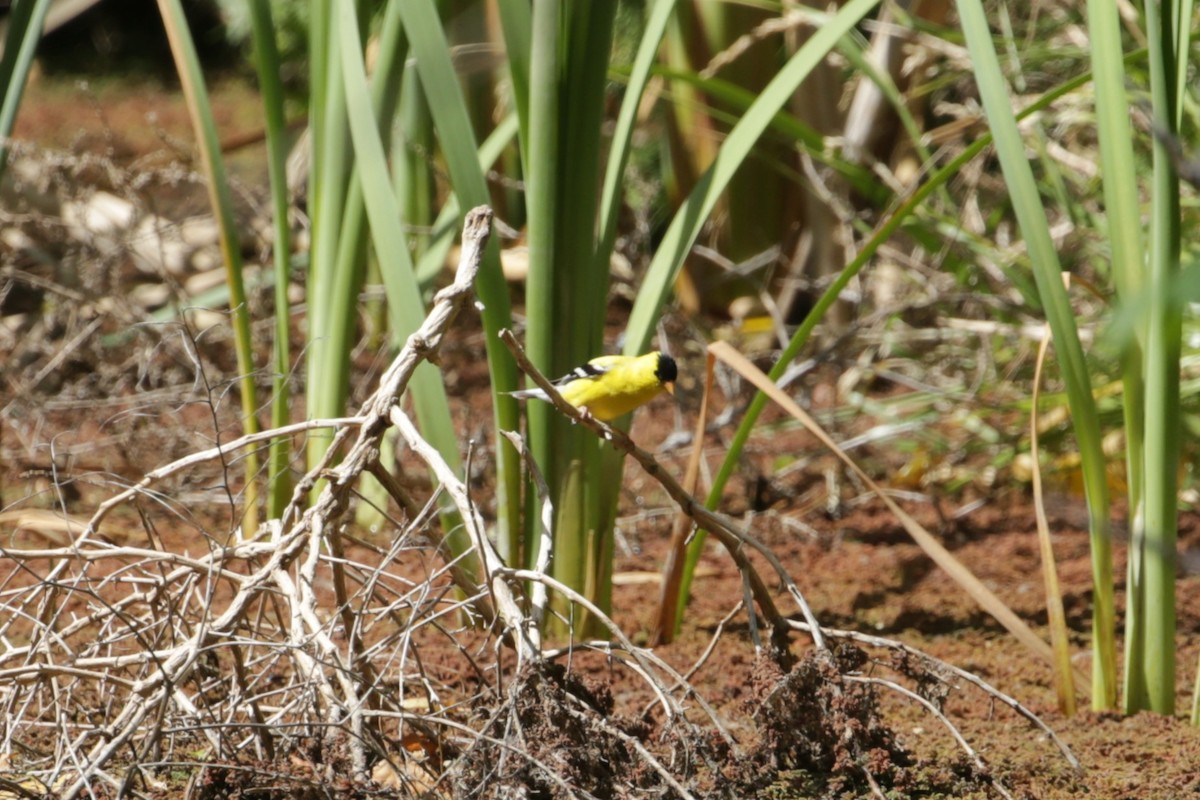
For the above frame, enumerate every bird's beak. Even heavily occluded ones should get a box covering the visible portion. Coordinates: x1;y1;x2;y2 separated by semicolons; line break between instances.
664;381;676;396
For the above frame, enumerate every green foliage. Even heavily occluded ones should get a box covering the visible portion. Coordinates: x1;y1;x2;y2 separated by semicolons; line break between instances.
0;0;51;182
959;0;1116;708
215;0;310;67
159;0;262;535
248;0;294;519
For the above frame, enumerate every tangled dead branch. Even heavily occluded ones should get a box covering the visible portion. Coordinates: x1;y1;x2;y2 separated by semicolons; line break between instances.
0;206;496;798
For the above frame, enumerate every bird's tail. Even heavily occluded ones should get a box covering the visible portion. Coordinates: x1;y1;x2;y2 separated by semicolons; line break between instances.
507;388;550;401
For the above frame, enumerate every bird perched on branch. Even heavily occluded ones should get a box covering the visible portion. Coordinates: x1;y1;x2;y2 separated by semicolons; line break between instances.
511;352;677;421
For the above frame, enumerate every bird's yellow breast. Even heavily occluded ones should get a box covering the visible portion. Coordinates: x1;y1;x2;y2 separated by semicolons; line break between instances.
558;353;667;421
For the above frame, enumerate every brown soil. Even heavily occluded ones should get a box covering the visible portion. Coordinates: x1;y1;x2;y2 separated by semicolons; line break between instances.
4;76;1200;800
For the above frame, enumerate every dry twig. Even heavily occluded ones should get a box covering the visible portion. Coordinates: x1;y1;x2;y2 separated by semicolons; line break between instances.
499;328;826;654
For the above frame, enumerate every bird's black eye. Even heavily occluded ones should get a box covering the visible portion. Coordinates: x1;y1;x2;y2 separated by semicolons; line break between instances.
656;354;678;383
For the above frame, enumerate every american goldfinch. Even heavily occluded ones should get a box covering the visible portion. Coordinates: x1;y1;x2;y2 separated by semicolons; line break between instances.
512;352;677;421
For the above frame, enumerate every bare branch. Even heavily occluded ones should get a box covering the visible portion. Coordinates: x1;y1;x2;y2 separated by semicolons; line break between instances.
499;328;821;651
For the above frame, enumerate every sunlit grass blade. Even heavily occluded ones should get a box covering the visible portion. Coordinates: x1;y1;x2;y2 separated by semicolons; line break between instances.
248;0;294;520
522;2;622;629
653;349;715;645
158;0;261;535
1138;0;1184;715
596;0;678;271
0;0;50;182
397;0;520;556
414;113;519;289
336;2;479;573
355;64;434;533
1085;0;1149;713
590;0;679;629
624;0;881;355
1031;321;1078;716
957;0;1115;710
494;0;531;158
304;0;353;482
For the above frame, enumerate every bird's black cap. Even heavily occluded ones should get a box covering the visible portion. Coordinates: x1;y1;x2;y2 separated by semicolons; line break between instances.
656;353;678;384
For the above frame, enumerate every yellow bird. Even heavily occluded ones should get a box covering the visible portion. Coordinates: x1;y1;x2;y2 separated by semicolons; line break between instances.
512;352;677;421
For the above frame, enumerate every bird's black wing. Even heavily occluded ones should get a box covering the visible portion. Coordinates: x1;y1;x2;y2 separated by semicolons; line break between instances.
550;359;614;386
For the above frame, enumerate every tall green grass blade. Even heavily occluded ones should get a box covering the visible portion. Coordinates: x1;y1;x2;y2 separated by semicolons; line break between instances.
596;0;677;278
563;3;619;621
495;0;532;160
361;66;432;532
520;1;621;627
709;2;790;266
626;4;879;597
646;66;882;199
958;0;1115;710
640;0;881;630
624;0;881;356
396;0;520;556
414;113;519;289
0;0;50;182
304;3;403;491
360;1;412;359
306;1;405;489
522;0;566;532
304;1;354;480
1172;1;1194;128
395;69;434;269
248;0;295;520
591;0;678;619
1139;0;1184;715
1086;0;1149;714
337;2;478;571
157;0;262;535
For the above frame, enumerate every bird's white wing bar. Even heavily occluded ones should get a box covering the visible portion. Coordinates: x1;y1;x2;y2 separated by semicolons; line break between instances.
554;361;612;385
